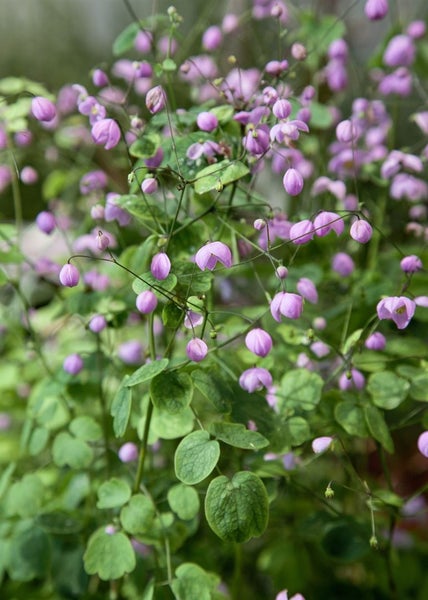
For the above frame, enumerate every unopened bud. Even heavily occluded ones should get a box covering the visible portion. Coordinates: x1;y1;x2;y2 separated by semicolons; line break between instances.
325;484;335;499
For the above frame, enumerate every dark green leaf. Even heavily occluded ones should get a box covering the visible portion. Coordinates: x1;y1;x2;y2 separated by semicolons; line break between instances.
174;430;220;484
8;526;51;581
279;369;323;412
364;405;394;453
111;381;132;438
126;359;169;387
194;160;249;195
210;422;269;450
335;400;369;437
151;370;193;414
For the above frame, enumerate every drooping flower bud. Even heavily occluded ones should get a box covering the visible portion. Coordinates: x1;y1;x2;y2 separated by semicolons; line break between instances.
136;290;158;314
31;96;57;122
63;353;84;375
312;436;333;454
145;85;166;114
141;177;158;194
245;328;273;357
89;314;107;333
150;252;171;280
283;168;304;196
59;263;80;287
376;296;416;329
239;367;273;393
196;111;218;132
350;219;373;243
36;211;56;234
195;241;232;271
400;255;423;273
270;292;303;322
186;338;208;362
91;118;121;150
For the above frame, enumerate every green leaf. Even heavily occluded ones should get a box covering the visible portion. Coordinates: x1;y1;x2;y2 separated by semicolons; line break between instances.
205;472;269;543
174;430;220;484
115;195;166;229
97;478;132;509
151;370;193;414
192;368;232;413
6;474;44;517
151;405;195;440
210;422;269;450
69;416;102;441
52;432;93;469
367;371;409;409
126;358;169;387
162;301;184;327
409;371;428;401
168;484;200;520
287;416;311;446
129;133;161;159
120;494;156;534
83;529;136;580
194;160;249;195
210;105;235;124
335;400;368;437
171;563;219;600
8;526;51;581
309;101;334;129
364;405;394;453
28;426;49;455
112;22;140;55
278;369;323;412
132;271;178;297
162;58;177;72
111;381;132;438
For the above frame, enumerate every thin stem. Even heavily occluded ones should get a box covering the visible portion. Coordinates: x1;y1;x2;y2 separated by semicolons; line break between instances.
231;543;242;600
96;337;112;475
133;399;154;494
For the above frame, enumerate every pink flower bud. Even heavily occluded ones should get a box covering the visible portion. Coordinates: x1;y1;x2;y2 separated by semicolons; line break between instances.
270;292;303;322
96;231;110;251
136;290;158;314
59;263;80;287
313;316;327;330
336;119;356;143
253;218;266;231
417;431;428;458
275;266;288;279
202;25;223;51
312;436;333;454
291;43;307;61
36;211;55;234
289;220;314;245
245;328;273;357
365;332;386;350
150;252;171;280
376;296;416;329
332;252;354;276
91;118;121;150
20;166;38;184
196;111;218;132
407;21;426;40
400;255;423;273
89;314;107;333
141;177;158;194
118;442;139;462
145;85;166;114
310;341;330;358
383;34;415;67
92;69;109;87
239;367;272;393
273;99;292;119
195;241;232;271
283;168;304;196
313;211;344;237
118;340;143;364
134;30;153;53
63;353;84;375
364;0;388;20
297;277;318;304
339;368;365;390
350;219;373;243
186;338;208;362
31;96;57;122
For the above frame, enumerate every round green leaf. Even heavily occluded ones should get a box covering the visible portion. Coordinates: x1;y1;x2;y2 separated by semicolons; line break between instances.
409;372;428;401
335;401;369;437
205;472;269;543
120;494;156;535
168;484;200;520
174;430;220;484
210;422;269;450
6;474;44;518
126;358;169;387
52;432;93;469
97;478;132;509
171;563;218;600
151;371;193;414
279;369;323;412
83;529;136;580
367;371;409;409
151;405;195;440
69;416;102;441
364;404;394;453
287;416;311;446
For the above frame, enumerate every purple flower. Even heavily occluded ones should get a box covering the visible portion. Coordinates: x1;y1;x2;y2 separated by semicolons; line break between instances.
186;338;208;362
364;0;388;20
400;255;423;274
239;367;273;393
383;35;415;68
365;332;386;350
272;99;292;119
118;340;143;365
313;211;344;237
339;368;365;390
243;124;270;156
350;219;373;243
141;177;158;194
413;111;428;135
118;442;139;462
336;119;357;143
283;168;304;196
289;220;314;245
80;170;108;194
276;266;288;280
310;341;330;358
195;241;232;271
150;253;171;280
20;166;38;184
184;311;204;329
89;315;107;333
202;25;223;51
31;96;57;122
196;111;218;132
407;21;426;40
105;193;132;226
145;85;166;114
270;292;303;322
36;211;56;234
59;263;80;287
245;328;273;357
332;252;354;277
379;67;412;97
63;353;84;375
377;296;416;329
297;278;318;304
91;119;121;150
312;436;333;454
417;431;428;458
136;290;158;314
92;69;109;87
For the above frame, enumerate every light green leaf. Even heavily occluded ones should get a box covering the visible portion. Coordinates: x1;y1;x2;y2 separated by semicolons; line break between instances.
210;422;269;450
287;416;311;446
364;405;394;453
129;134;161;159
335;401;369;437
162;58;177;72
97;478;132;509
120;494;156;535
6;474;44;517
168;484;200;520
112;22;140;55
279;369;323;412
8;526;51;581
367;371;409;409
83;529;136;580
151;405;195;440
171;563;219;600
194;160;249;195
151;371;193;414
28;426;49;455
174;430;220;485
205;472;269;543
52;432;93;469
132;271;178;297
111;381;132;438
409;372;428;401
126;359;169;387
69;416;102;441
